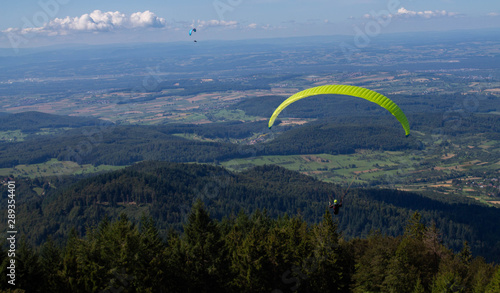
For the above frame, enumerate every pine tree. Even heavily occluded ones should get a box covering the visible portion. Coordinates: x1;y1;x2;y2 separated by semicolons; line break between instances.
100;213;139;292
0;242;11;290
431;271;463;293
16;237;44;292
352;233;399;292
405;211;426;240
383;212;439;292
468;257;495;293
485;266;500;293
182;199;231;292
40;237;65;292
61;228;81;292
230;222;275;292
303;210;346;292
135;215;168;292
413;278;425;293
163;229;188;292
265;214;311;293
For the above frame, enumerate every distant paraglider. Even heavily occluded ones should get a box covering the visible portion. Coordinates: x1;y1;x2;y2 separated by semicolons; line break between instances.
189;28;197;43
268;85;410;136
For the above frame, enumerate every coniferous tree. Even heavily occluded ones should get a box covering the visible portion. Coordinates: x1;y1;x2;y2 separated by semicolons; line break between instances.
265;214;311;293
61;228;81;292
39;237;65;292
135;215;167;292
163;229;187;292
352;233;399;292
182;199;231;292
0;242;11;290
16;237;43;292
431;270;464;293
412;278;425;293
467;257;495;293
303;210;346;292
383;212;438;292
485;266;500;293
456;241;473;289
99;213;140;293
3;191;500;292
226;210;273;292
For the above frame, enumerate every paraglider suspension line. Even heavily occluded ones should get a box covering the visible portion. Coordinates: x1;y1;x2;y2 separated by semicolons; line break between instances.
341;176;356;202
328;176;356;204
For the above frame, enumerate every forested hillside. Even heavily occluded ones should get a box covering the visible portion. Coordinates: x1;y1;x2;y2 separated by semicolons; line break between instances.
3;162;499;264
0;115;422;167
0;111;111;132
2;201;499;292
1;111;498;168
230;93;500;117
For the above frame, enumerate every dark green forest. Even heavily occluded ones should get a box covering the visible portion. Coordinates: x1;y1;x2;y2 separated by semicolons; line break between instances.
3;111;499;168
2;162;500;265
0;118;417;167
1;200;499;292
229;93;500;118
0;111;111;132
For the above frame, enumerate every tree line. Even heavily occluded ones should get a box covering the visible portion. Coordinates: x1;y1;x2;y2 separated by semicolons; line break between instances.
2;162;500;263
2;202;499;293
0;111;497;168
0;118;420;168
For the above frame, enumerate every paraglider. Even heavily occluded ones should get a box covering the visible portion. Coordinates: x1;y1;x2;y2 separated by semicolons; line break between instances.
328;177;355;215
189;28;197;42
267;85;410;214
268;85;410;136
329;199;342;215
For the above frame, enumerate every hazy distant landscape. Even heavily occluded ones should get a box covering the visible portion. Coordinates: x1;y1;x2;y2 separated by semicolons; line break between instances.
1;30;499;199
1;29;500;291
1;31;499;121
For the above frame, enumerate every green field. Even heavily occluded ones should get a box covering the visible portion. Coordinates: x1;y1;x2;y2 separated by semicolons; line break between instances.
0;158;125;178
211;109;259;122
221;152;402;184
0;130;27;142
220;146;500;206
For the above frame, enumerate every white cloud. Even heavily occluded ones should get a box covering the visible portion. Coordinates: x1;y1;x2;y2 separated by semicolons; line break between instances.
196;20;238;29
395;7;458;18
130;11;166;28
3;10;166;36
487;12;499;17
362;7;458;21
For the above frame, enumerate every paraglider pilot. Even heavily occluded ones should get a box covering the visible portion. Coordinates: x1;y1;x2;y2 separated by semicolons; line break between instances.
329;199;342;215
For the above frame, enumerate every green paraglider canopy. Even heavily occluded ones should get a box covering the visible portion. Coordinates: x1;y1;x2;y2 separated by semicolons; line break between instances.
268;85;410;136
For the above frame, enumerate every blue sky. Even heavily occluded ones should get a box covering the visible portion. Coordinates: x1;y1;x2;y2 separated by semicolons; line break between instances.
1;0;500;48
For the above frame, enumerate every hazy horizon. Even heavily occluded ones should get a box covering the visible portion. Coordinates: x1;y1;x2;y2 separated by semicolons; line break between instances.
2;0;500;49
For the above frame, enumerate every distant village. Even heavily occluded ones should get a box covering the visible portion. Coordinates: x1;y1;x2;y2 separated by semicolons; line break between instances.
453;176;500;197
